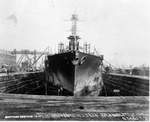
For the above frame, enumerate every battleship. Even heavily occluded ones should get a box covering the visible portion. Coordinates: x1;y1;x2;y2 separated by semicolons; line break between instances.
45;14;104;96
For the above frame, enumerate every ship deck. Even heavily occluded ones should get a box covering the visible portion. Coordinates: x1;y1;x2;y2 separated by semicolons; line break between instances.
0;93;149;121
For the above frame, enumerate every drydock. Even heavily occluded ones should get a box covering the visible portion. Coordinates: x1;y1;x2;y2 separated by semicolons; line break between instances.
0;71;149;120
0;14;149;120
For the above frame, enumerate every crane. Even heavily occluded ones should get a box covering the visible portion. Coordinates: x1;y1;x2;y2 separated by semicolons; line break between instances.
11;47;50;72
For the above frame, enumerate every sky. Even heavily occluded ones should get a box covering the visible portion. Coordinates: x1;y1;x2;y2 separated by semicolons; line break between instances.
0;0;150;67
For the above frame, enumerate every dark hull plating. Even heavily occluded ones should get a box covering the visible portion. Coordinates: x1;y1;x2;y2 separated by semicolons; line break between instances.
45;51;103;96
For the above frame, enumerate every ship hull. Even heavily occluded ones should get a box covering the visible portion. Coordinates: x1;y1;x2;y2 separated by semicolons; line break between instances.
45;51;103;96
74;52;103;96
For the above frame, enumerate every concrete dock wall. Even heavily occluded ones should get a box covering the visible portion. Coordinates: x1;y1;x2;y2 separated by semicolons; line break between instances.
102;73;149;96
0;72;45;94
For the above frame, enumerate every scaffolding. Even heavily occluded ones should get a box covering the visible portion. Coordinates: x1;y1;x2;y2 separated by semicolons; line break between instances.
11;48;50;72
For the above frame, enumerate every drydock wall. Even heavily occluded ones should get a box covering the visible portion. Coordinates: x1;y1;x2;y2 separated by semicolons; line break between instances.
0;72;149;96
102;73;149;96
0;72;45;95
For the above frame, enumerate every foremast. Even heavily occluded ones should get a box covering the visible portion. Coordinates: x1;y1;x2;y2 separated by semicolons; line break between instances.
68;14;80;51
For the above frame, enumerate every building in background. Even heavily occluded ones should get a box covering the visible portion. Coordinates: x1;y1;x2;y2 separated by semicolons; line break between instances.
0;49;16;72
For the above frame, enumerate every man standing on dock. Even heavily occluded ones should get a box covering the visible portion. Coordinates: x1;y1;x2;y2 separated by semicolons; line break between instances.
58;85;63;96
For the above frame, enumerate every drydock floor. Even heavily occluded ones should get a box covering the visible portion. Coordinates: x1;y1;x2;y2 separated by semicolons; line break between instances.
0;93;149;121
